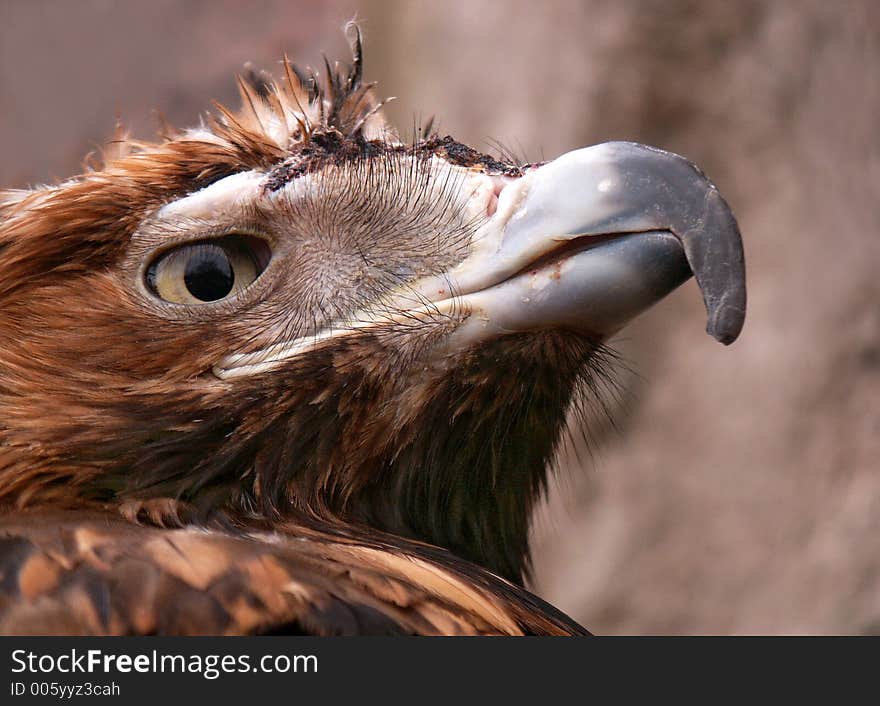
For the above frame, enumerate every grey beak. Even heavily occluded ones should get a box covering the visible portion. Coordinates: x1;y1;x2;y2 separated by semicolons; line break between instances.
435;141;746;348
548;142;746;344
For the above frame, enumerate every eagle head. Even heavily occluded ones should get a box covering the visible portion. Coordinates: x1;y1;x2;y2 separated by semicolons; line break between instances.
0;27;745;585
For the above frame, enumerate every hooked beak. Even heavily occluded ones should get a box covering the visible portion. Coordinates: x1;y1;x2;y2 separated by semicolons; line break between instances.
428;141;746;349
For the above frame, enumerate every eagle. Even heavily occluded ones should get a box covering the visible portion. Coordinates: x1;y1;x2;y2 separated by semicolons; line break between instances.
0;27;745;635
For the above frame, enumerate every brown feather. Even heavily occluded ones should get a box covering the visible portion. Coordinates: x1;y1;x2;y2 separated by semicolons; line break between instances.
0;510;585;635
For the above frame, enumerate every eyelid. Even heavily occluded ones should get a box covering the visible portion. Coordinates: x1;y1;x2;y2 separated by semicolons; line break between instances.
140;217;273;260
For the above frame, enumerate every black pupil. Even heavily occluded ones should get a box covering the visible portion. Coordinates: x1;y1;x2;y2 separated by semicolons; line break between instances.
184;246;234;301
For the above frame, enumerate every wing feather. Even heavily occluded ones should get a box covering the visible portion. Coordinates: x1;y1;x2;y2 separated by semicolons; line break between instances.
0;510;587;636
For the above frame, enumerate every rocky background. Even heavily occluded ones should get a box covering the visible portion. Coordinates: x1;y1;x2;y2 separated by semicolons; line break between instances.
1;0;877;634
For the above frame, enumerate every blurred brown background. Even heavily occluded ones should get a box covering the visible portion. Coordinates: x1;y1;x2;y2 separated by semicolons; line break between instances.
1;0;878;634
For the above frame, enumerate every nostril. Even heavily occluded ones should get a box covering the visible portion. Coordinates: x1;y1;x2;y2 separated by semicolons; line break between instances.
486;175;517;218
487;192;499;217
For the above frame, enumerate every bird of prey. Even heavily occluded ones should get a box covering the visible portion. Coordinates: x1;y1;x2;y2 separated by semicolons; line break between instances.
0;27;745;635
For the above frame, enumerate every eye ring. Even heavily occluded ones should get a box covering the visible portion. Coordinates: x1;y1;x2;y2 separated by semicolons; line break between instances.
145;234;271;305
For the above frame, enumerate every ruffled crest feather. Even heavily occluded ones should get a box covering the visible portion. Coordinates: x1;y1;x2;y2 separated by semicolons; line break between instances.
201;22;393;160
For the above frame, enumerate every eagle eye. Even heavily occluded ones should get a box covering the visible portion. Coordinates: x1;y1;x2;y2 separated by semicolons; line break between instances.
146;235;271;305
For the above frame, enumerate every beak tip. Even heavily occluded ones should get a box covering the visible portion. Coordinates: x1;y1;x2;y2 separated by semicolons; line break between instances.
706;302;745;345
